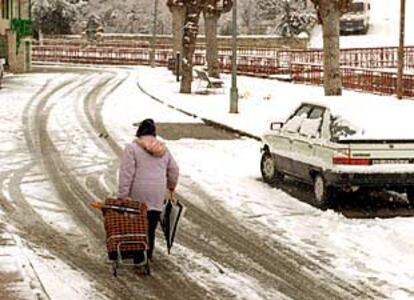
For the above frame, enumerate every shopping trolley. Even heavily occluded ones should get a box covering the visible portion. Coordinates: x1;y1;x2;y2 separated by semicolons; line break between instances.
92;198;150;276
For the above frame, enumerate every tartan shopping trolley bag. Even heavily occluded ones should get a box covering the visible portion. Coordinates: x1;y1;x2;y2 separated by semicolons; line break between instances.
91;198;150;276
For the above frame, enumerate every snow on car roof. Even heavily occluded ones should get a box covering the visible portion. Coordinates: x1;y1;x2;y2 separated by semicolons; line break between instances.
302;96;414;140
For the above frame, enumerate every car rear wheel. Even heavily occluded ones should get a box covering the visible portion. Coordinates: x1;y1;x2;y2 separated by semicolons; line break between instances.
313;175;332;209
261;152;283;184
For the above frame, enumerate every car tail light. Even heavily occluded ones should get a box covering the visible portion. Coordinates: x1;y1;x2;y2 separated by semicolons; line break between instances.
333;157;371;165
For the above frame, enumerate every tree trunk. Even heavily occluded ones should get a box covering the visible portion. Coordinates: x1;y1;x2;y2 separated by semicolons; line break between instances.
180;6;202;94
171;5;186;73
321;2;342;96
204;12;220;78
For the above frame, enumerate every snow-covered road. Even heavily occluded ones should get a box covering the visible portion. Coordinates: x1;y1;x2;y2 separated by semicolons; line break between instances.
0;64;413;299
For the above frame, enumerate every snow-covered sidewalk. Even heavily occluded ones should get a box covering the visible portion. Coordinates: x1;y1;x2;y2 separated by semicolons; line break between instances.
136;66;414;139
136;66;308;137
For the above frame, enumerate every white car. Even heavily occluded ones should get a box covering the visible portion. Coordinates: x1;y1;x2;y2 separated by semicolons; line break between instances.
260;101;414;208
340;0;370;34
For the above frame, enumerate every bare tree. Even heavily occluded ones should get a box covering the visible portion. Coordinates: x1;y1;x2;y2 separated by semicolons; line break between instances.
240;0;255;34
180;0;205;94
203;0;233;78
311;0;352;96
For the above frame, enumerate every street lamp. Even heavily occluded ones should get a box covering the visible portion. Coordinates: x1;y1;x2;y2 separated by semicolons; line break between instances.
229;0;238;114
397;0;406;99
150;0;159;68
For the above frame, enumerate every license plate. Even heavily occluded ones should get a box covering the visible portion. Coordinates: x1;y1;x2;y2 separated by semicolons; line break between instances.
372;159;410;165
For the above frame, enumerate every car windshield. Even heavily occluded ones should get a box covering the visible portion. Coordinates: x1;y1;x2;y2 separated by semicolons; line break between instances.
350;2;364;13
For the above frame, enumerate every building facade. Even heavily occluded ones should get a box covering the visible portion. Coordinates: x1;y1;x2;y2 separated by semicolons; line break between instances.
0;0;32;73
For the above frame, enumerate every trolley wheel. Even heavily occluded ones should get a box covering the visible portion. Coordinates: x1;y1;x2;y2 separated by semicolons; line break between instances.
145;262;151;276
112;261;118;277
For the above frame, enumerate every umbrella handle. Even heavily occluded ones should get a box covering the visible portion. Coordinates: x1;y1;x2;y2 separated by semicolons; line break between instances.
90;199;105;210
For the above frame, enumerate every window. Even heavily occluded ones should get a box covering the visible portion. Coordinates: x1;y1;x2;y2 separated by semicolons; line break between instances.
293;105;312;118
330;116;358;142
351;3;364;13
283;105;325;137
298;106;325;138
283;105;312;133
2;0;10;19
299;118;322;138
309;107;325;120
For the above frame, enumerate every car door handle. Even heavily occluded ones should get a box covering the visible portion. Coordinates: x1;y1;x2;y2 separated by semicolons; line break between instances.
308;144;313;149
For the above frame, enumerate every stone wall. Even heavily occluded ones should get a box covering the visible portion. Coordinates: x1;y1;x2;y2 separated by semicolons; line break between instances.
0;35;7;58
7;30;31;73
0;20;9;35
6;30;16;71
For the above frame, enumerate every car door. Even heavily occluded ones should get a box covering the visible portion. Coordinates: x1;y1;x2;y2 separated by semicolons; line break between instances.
290;106;325;183
274;104;313;175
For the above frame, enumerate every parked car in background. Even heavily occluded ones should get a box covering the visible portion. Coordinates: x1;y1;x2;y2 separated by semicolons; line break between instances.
340;0;370;34
260;100;414;208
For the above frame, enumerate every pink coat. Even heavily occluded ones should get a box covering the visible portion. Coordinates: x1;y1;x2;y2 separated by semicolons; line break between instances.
117;136;179;211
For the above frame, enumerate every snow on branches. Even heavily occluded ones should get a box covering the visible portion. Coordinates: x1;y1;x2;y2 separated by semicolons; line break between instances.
180;0;204;93
32;0;86;34
182;0;203;49
204;0;233;15
167;0;185;8
276;1;316;37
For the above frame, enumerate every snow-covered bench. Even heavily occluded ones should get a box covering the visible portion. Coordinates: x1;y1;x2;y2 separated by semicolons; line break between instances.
194;68;224;93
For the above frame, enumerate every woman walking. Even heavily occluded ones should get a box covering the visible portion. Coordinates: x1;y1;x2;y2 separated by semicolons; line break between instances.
117;119;179;262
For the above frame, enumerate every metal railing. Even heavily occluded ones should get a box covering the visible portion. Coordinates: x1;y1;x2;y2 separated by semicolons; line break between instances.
33;39;414;69
32;44;414;98
291;63;414;97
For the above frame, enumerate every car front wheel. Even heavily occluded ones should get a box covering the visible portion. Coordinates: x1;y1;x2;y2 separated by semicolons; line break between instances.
261;152;283;184
313;175;332;209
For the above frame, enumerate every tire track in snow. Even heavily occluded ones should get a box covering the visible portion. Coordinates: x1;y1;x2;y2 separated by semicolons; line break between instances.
0;78;119;299
17;74;152;299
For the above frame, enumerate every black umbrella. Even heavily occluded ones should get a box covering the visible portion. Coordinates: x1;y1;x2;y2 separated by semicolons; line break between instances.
160;196;184;254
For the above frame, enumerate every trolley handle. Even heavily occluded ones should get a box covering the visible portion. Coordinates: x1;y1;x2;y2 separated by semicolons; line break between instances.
90;200;141;214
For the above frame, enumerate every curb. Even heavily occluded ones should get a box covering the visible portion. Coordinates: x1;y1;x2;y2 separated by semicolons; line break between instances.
136;79;262;142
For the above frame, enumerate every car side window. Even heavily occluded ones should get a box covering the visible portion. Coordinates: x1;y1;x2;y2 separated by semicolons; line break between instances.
294;105;312;117
283;105;312;133
308;107;324;120
330;116;358;142
299;107;325;138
